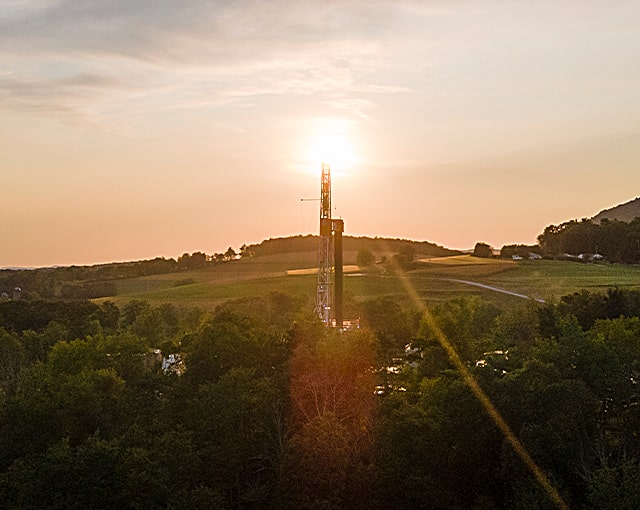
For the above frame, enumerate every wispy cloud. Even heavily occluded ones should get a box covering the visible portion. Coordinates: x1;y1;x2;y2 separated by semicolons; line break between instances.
5;1;637;141
0;73;113;112
0;1;415;125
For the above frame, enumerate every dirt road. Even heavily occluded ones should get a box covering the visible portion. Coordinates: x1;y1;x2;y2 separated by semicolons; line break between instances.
446;279;546;303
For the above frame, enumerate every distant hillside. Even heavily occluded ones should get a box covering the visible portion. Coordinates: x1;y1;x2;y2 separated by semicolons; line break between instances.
0;236;460;300
592;197;640;223
247;235;461;258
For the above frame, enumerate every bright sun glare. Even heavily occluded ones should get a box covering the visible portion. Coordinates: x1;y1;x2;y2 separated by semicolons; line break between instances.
305;119;357;175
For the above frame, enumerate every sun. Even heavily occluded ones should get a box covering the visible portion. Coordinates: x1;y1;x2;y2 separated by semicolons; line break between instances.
309;131;355;172
304;118;358;175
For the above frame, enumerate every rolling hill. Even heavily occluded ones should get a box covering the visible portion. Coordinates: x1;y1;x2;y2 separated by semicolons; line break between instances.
4;233;640;311
592;196;640;223
245;235;461;258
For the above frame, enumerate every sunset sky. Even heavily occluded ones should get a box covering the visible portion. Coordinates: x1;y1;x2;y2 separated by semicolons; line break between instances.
2;1;640;267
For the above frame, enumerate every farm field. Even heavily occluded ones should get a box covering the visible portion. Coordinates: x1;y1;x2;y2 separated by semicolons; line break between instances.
97;254;640;310
480;259;640;302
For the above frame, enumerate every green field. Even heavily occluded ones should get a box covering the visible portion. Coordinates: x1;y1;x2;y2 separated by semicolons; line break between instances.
480;259;640;301
96;254;640;310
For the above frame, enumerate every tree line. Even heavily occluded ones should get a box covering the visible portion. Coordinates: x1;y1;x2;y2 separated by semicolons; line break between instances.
0;235;457;302
536;217;640;263
245;235;460;258
2;289;640;508
0;248;248;301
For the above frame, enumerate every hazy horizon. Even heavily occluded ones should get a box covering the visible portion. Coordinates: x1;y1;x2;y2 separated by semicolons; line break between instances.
3;1;640;267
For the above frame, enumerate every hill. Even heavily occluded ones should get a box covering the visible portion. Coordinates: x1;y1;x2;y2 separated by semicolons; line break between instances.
0;235;459;301
7;233;640;310
592;196;640;223
246;235;461;258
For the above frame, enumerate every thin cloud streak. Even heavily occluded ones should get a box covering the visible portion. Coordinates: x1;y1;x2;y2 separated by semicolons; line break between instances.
0;1;413;125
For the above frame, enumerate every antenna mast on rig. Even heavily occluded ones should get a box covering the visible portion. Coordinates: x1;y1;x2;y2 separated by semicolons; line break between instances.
314;163;344;327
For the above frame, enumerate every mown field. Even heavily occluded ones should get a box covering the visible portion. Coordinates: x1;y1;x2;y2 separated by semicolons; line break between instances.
96;252;640;310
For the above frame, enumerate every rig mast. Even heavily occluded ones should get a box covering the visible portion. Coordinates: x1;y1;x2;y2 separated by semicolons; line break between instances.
315;163;332;325
314;163;344;327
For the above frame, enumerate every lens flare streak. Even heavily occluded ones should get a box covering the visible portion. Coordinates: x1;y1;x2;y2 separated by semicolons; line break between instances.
385;251;569;510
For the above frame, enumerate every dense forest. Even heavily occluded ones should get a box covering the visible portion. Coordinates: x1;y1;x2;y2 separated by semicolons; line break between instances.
2;289;640;509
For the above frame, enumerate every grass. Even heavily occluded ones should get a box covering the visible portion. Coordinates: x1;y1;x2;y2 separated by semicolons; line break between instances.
481;259;640;302
96;254;640;310
420;254;512;266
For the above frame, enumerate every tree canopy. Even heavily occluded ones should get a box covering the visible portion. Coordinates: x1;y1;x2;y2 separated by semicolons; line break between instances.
2;289;640;508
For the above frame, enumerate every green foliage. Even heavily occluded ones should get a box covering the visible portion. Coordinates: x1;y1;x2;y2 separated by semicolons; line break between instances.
356;248;375;266
422;296;500;364
4;289;640;507
284;413;362;509
183;368;282;506
500;244;542;259
361;296;416;364
184;307;287;383
377;375;503;509
586;459;640;510
496;360;596;506
472;242;493;258
0;434;170;510
492;300;540;351
0;257;179;300
286;327;379;509
0;300;101;337
178;251;207;270
0;329;25;403
245;235;459;258
538;217;640;263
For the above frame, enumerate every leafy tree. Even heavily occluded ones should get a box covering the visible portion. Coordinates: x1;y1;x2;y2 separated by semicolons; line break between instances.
284;413;366;509
557;290;608;330
290;328;376;426
472;242;493;258
500;244;542;259
190;251;207;268
0;435;170;510
93;301;120;333
286;328;378;509
362;296;415;366
377;375;503;509
492;300;540;351
178;251;207;270
121;300;151;329
8;287;640;508
538;217;640;263
497;367;596;507
422;296;500;365
185;309;286;383
356;248;375;266
0;329;25;402
183;368;282;508
239;244;255;258
394;244;416;267
586;459;640;510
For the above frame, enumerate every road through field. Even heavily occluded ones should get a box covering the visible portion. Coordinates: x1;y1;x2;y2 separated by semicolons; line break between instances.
446;279;546;303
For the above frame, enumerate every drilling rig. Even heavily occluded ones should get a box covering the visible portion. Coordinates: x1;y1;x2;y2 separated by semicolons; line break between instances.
314;163;344;328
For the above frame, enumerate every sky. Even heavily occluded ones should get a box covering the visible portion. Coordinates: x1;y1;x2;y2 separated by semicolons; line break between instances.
2;0;640;267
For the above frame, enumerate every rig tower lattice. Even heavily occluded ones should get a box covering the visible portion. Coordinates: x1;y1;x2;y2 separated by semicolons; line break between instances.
314;163;344;327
